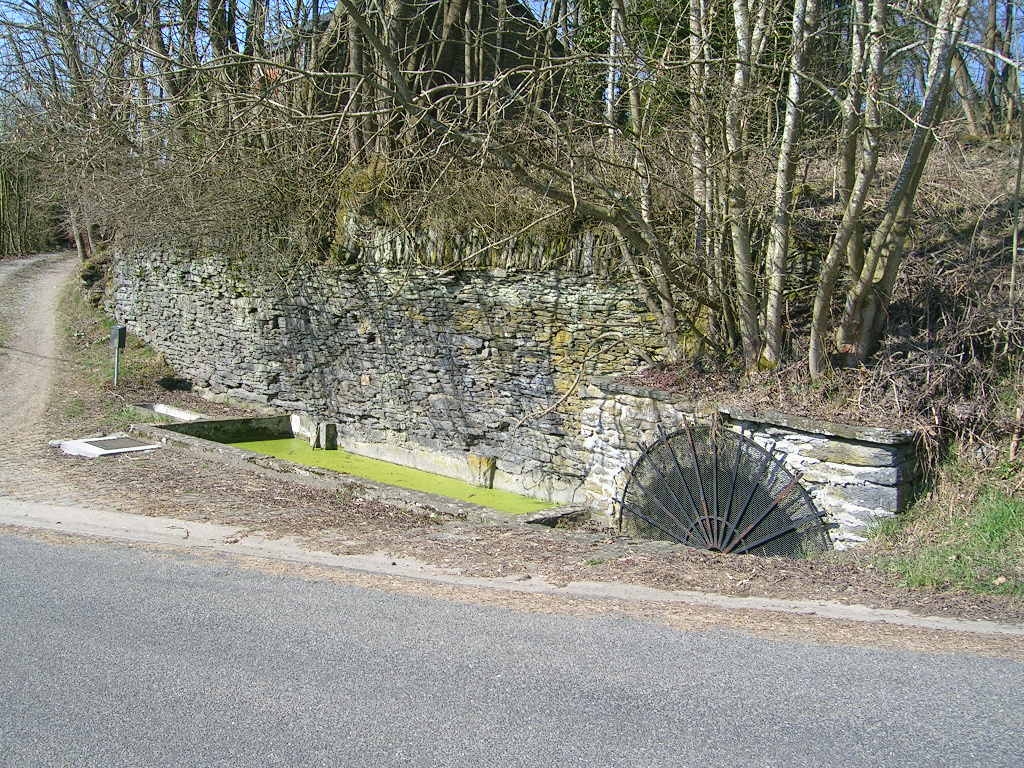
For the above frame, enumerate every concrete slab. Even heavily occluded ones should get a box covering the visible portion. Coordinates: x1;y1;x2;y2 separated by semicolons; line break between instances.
57;435;160;458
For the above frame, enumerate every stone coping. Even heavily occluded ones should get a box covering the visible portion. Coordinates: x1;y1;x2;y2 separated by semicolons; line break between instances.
717;406;915;446
588;376;916;446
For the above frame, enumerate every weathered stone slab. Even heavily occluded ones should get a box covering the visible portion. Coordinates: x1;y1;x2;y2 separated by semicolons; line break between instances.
799;441;913;467
799;461;903;487
718;405;915;445
466;453;497;488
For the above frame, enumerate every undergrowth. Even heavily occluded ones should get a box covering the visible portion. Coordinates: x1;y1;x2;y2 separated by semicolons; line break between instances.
871;447;1024;597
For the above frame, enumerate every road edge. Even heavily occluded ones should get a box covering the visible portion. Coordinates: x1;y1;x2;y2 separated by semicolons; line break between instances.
2;497;1022;638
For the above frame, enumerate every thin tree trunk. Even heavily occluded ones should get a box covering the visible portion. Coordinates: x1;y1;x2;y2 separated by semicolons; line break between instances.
764;0;818;365
606;0;622;144
689;0;708;271
809;0;886;378
997;0;1019;131
145;1;189;136
951;47;988;136
349;15;366;161
984;0;1000;126
725;0;761;369
69;208;86;261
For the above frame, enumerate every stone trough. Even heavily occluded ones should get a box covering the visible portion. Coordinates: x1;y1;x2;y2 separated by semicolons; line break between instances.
129;389;920;552
131;415;577;525
112;245;920;550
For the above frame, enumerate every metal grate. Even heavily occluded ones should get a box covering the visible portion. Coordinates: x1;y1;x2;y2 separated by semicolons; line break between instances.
83;437;155;451
619;423;832;558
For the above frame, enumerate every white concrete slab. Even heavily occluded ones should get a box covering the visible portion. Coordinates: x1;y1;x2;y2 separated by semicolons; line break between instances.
57;435;160;458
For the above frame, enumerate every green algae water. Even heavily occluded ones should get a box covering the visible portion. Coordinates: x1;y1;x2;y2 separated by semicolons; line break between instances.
229;437;552;515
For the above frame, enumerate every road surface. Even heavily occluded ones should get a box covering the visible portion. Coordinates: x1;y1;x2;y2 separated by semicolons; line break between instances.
2;530;1022;768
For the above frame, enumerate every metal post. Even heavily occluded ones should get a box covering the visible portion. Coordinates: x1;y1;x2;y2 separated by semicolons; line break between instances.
111;325;127;388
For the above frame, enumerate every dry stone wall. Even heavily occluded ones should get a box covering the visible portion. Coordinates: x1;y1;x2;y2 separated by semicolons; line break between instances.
112;244;919;547
112;246;659;502
579;378;918;548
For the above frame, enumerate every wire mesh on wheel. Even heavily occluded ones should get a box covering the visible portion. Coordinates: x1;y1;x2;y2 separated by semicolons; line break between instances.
619;423;832;558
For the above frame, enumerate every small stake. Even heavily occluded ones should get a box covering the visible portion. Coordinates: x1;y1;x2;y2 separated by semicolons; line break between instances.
111;325;126;387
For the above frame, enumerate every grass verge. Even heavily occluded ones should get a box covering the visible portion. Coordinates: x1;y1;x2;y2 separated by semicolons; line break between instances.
49;279;176;435
871;450;1024;597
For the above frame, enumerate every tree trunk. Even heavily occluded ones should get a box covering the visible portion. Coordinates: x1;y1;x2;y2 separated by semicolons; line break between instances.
951;48;988;136
606;0;622;144
984;0;1000;126
763;0;817;365
348;16;366;161
837;0;969;364
808;0;886;378
724;0;762;369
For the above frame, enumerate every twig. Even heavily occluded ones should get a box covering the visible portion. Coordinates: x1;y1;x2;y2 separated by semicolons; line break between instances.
1011;110;1024;320
1010;402;1023;463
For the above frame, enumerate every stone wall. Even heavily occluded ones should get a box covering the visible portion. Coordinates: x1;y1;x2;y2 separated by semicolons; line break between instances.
578;378;918;548
112;246;660;502
336;216;624;275
112;244;918;548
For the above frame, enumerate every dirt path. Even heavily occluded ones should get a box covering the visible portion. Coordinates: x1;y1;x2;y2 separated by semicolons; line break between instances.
0;253;78;434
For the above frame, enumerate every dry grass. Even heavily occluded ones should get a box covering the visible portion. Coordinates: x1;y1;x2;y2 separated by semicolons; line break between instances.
625;136;1024;462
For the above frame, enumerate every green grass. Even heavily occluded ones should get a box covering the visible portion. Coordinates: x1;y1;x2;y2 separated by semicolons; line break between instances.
873;461;1024;597
60;285;167;384
230;437;553;516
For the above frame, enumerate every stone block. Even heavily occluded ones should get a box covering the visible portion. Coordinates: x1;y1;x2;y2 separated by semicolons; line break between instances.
813;482;898;512
311;422;338;450
800;441;911;468
799;462;903;487
289;413;315;439
466;453;497;488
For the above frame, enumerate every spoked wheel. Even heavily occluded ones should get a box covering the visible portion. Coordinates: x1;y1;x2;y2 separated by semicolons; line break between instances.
619;423;832;558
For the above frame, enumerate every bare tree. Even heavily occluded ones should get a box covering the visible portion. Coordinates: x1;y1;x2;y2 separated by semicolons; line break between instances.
0;0;998;378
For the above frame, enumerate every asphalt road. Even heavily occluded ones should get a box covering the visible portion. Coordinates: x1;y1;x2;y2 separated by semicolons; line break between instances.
2;532;1022;768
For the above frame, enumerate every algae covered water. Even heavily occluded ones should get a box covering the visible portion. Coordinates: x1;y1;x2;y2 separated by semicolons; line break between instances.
229;438;552;515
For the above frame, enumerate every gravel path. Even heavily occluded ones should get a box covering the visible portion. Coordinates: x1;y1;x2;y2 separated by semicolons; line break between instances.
0;253;77;433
